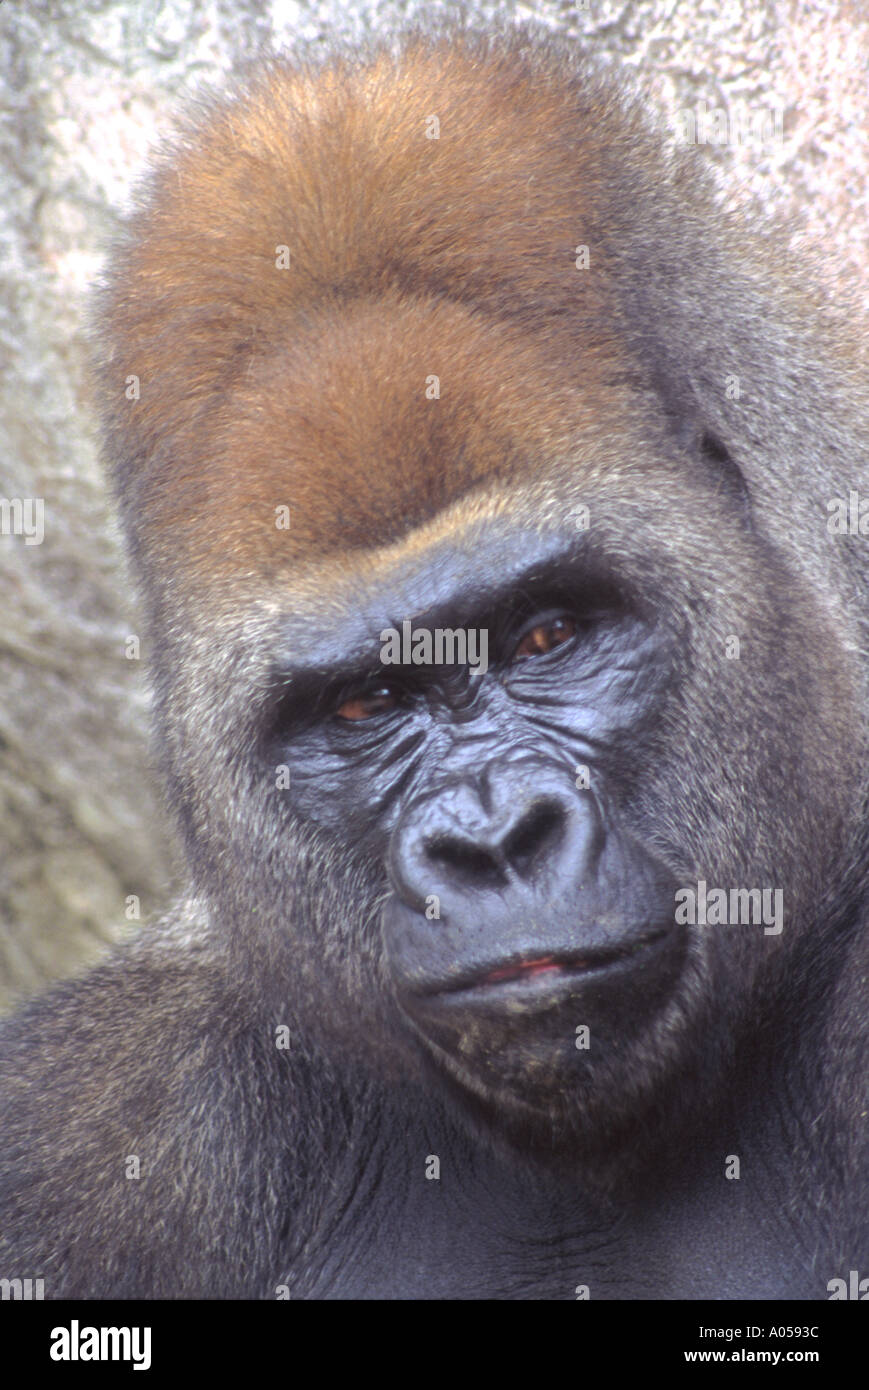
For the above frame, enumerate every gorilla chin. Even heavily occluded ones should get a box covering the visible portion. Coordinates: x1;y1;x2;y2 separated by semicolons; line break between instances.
387;903;693;1161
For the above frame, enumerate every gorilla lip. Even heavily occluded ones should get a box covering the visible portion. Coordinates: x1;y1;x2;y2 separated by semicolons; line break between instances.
430;936;668;997
484;955;564;984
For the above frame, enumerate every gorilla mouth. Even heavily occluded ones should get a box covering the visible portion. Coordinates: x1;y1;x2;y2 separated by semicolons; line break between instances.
484;955;564;984
429;933;668;997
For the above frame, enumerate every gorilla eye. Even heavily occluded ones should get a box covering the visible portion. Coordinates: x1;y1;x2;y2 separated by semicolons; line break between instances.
512;614;578;663
335;686;398;721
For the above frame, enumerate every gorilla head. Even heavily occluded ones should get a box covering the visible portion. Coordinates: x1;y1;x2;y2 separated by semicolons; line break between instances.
96;27;866;1176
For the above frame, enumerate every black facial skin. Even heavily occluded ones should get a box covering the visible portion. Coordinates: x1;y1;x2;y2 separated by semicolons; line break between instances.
271;530;685;1138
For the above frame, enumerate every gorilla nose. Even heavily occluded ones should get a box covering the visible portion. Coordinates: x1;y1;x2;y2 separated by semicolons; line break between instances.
425;797;566;889
389;763;604;909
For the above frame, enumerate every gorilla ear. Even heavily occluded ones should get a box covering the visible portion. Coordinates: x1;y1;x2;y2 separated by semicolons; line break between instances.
697;428;753;516
667;398;751;514
648;364;752;516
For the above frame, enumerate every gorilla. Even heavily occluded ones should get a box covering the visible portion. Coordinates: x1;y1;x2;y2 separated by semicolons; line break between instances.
0;21;866;1300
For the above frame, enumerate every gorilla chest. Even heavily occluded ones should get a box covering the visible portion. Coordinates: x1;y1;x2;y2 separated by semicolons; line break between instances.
286;1146;820;1300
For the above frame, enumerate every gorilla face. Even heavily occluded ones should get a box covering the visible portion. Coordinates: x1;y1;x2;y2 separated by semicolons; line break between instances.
274;520;685;1135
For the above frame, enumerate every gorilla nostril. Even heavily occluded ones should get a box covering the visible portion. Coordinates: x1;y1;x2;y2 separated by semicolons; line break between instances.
423;800;566;892
425;836;507;890
503;801;565;880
